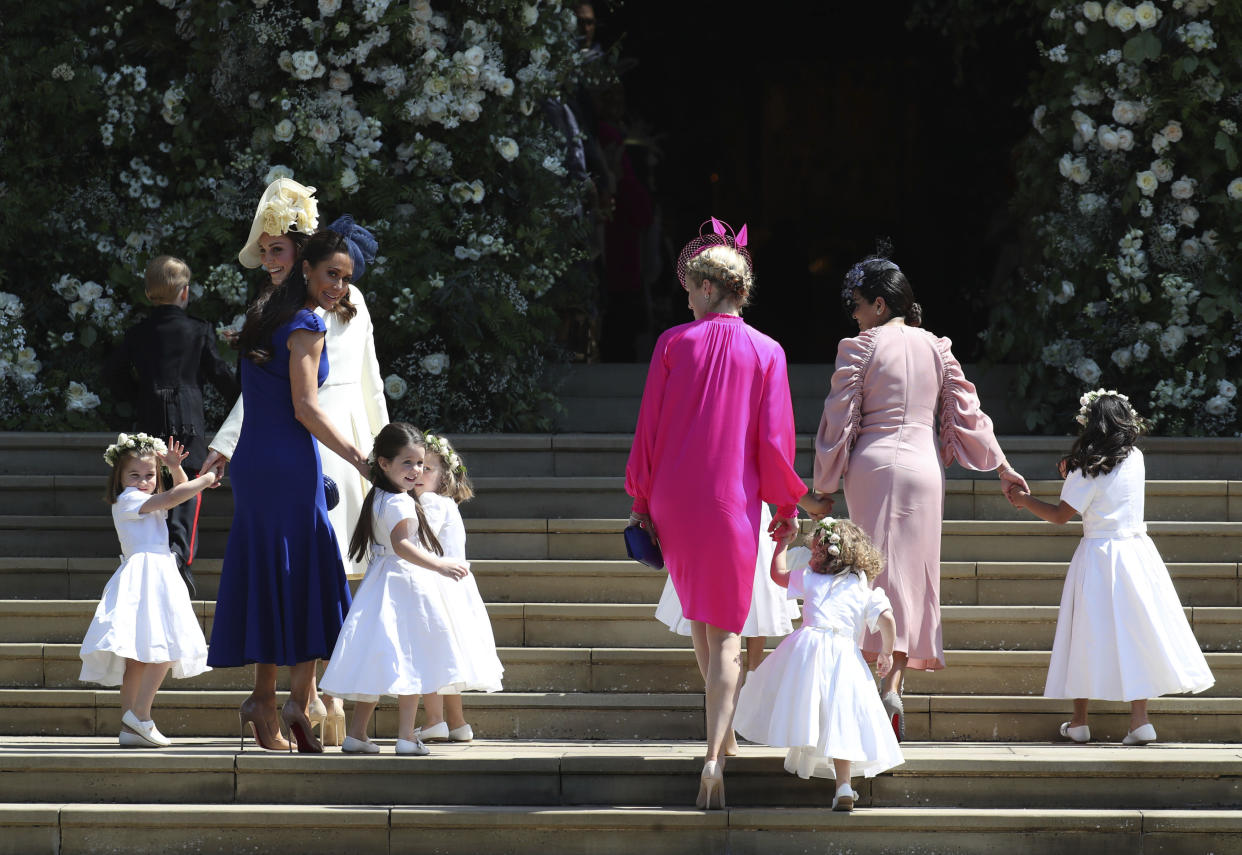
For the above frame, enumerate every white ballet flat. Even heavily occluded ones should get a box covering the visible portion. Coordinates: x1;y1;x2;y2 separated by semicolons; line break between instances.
396;737;430;756
831;783;858;812
417;722;450;742
121;710;171;747
1059;722;1090;744
341;735;381;754
449;723;474;742
1122;723;1157;745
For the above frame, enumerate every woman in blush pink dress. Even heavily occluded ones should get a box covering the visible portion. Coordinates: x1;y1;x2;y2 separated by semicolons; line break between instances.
802;256;1028;741
626;219;806;809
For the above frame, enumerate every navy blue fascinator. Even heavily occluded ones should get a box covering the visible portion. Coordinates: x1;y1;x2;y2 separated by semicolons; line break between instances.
327;215;379;282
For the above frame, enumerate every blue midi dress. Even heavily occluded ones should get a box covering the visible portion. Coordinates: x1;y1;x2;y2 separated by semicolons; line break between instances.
207;310;351;667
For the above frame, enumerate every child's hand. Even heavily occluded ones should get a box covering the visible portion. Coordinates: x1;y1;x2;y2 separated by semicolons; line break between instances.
162;437;189;469
875;651;893;678
435;558;470;580
1058;458;1068;479
767;514;798;545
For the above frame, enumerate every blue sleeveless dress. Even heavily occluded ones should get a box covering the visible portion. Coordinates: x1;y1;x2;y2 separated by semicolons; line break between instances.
208;310;352;667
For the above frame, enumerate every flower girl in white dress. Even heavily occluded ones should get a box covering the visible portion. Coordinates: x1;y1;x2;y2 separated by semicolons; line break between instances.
80;434;217;747
733;516;903;812
412;433;504;743
320;423;472;755
1009;390;1213;745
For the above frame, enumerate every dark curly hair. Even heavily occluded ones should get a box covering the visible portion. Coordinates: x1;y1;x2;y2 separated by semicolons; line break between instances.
1062;394;1146;478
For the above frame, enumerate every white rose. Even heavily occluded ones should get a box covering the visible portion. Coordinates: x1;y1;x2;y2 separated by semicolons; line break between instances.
1135;171;1158;196
1134;1;1161;29
1151;133;1170;154
1219;380;1237;400
273;119;295;142
319;0;342;14
420;352;450;375
470;180;485;203
1159;325;1187;356
1227;178;1242;200
1151;159;1173;182
1055;280;1076;303
329;70;352;91
1114;5;1136;30
1058;153;1074;178
1139;199;1153;217
522;3;538;25
1158;223;1177;242
459;101;482;122
1068;157;1090;184
1162;121;1183;143
264;164;294;184
65;381;101;413
1111;347;1133;369
463;46;486;67
1132;341;1150;361
1180;205;1200;226
1112;101;1138;125
497;77;515;97
1181;238;1202;259
1204;395;1231;416
1097;125;1120;151
1073;357;1102;385
383;374;408;400
1116;128;1134;150
340;167;359;194
1083;1;1103;20
1071;110;1095;142
494;136;519;162
1170;176;1196;199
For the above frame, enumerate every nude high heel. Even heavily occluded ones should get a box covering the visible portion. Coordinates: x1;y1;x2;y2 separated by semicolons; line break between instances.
307;695;327;741
281;699;324;754
322;696;345;747
239;697;291;752
695;760;726;810
881;691;905;742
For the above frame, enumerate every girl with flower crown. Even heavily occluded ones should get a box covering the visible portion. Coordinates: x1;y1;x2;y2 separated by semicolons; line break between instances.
733;517;903;812
1008;390;1213;745
409;433;504;743
202;178;390;746
80;433;218;748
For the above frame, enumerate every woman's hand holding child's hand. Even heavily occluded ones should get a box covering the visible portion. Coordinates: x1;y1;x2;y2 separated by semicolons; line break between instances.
768;514;798;545
876;651;893;679
435;558;470;580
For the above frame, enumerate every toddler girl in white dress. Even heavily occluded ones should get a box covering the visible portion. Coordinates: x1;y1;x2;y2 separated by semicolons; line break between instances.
1009;390;1213;745
320;423;473;755
413;433;504;743
80;433;217;747
733;517;903;812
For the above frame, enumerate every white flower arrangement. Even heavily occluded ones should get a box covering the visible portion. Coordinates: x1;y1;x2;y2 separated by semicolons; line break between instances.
1076;388;1131;425
814;516;844;557
423;431;465;473
383;374;408;400
103;431;167;466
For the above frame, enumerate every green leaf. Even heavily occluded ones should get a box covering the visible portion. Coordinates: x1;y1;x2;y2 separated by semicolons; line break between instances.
1122;31;1161;64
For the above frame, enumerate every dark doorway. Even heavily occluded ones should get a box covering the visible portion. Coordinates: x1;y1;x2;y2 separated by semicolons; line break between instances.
590;2;1036;362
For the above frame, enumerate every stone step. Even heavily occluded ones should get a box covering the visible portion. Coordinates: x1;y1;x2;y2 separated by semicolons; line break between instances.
3;557;1239;608
6;802;1242;855
4;600;1240;652
1;740;1239;810
7;644;1241;698
0;689;1237;743
6;474;1239;522
6;432;1242;481
3;516;1242;562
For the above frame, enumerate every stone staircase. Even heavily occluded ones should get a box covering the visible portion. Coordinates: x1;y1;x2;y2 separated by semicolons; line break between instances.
2;367;1242;852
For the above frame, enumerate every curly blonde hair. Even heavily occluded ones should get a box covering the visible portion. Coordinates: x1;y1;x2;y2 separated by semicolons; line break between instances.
683;245;754;308
807;519;884;581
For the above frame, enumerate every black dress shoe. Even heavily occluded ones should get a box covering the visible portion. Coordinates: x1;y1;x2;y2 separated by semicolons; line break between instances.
175;555;197;598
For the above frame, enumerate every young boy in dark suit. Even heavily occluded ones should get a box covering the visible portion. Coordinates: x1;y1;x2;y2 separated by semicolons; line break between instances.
108;256;239;596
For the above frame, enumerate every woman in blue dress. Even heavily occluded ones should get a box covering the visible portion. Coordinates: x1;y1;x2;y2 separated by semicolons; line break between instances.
209;229;370;753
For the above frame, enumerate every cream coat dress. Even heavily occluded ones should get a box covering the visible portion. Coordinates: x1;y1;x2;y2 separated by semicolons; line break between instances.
211;285;388;579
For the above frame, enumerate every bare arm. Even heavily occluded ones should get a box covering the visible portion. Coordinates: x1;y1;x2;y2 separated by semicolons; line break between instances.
288;328;368;478
874;610;896;678
140;471;218;514
769;535;794;589
390;519;470;579
1012;491;1079;525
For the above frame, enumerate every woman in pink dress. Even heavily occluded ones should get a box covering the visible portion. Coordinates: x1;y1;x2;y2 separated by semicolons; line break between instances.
802;256;1028;740
626;220;806;809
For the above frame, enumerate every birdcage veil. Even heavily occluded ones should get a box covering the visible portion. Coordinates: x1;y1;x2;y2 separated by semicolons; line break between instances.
676;217;753;288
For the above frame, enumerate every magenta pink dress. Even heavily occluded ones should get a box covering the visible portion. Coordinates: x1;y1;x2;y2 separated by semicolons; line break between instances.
814;325;1003;670
627;314;807;633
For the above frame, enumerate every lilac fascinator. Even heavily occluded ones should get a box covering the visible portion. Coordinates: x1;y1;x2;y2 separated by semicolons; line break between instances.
327;215;379;282
676;217;753;288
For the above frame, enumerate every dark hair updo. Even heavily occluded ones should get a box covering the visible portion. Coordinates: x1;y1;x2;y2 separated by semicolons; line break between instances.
841;257;922;327
237;229;353;363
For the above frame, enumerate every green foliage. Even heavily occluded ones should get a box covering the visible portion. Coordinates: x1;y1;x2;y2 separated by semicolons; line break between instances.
0;0;605;432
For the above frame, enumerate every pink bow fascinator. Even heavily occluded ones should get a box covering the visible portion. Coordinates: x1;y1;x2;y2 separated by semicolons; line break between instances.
676;217;753;288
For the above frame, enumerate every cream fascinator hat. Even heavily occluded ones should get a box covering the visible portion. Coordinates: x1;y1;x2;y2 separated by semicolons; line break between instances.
237;178;320;268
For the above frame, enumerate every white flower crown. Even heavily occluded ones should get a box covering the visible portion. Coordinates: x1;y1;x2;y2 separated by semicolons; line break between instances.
423;432;466;475
103;432;168;467
1075;388;1131;426
814;516;844;557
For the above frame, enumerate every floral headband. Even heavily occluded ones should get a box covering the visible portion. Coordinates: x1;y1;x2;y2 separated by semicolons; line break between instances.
1075;388;1132;426
103;432;168;467
423;432;466;475
814;516;844;557
841;256;900;309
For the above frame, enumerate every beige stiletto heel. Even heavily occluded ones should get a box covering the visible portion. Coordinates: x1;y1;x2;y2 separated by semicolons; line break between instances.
695;760;726;810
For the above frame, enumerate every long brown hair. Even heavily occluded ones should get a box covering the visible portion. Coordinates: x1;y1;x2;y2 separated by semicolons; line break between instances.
349;423;443;563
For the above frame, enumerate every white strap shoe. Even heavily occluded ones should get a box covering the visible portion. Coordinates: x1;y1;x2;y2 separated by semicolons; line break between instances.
342;735;380;754
121;710;171;747
831;783;858;812
396;737;430;756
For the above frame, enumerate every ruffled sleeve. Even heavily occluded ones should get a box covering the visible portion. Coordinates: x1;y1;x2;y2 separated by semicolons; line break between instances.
864;584;894;633
756;343;808;519
812;331;878;494
625;331;672;516
935;336;1004;471
290;309;326;335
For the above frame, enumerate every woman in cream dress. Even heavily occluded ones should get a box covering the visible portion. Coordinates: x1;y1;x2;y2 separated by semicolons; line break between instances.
202;181;389;745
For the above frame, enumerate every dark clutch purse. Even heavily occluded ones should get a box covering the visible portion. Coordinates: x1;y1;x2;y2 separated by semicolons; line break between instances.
623;523;664;570
323;475;340;511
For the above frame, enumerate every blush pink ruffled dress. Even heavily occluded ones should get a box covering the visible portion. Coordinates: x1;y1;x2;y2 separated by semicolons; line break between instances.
627;314;807;634
813;325;1004;670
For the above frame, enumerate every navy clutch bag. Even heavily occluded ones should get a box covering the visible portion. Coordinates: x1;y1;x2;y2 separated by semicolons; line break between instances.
323;475;340;511
623;523;664;569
